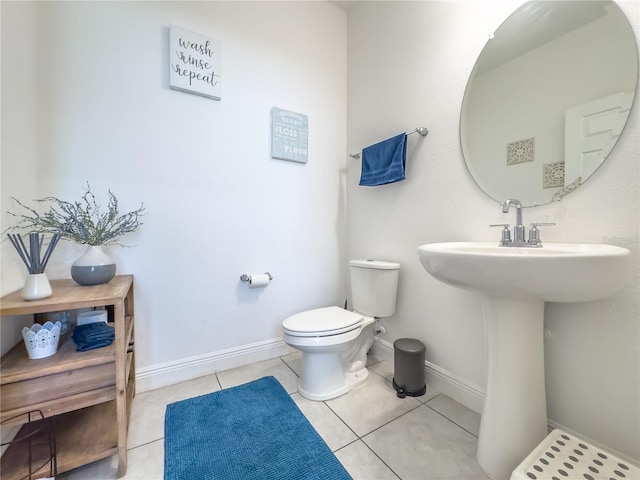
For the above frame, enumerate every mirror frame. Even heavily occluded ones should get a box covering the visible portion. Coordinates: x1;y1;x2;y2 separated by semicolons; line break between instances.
460;0;638;207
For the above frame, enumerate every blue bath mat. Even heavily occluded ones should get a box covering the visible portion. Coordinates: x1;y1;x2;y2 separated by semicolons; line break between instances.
164;376;352;480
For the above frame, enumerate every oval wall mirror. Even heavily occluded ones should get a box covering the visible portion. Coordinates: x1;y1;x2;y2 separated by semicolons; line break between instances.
460;0;638;207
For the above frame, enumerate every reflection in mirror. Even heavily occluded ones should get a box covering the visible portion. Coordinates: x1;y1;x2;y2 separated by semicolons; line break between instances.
460;1;638;207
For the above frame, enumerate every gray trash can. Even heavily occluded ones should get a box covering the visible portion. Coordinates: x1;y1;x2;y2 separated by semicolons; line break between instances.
392;338;426;398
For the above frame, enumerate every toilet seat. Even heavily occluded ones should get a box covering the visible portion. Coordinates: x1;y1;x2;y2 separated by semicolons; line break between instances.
282;306;363;337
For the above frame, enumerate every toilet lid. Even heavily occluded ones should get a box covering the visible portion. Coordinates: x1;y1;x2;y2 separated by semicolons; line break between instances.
282;306;363;337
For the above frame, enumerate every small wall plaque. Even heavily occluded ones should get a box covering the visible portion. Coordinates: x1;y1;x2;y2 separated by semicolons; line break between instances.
271;107;308;164
543;161;565;188
169;25;221;100
507;137;535;165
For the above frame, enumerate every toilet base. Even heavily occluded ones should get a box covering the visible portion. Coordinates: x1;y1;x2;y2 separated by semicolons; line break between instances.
298;367;370;401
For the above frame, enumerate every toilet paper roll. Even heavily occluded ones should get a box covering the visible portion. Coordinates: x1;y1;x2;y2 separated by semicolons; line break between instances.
249;274;270;288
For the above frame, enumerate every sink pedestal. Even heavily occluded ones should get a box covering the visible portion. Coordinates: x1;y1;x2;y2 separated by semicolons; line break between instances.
418;242;630;480
477;295;548;480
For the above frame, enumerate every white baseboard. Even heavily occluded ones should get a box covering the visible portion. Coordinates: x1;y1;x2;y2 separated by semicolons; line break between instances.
371;338;638;466
135;336;638;466
135;337;292;393
371;338;485;414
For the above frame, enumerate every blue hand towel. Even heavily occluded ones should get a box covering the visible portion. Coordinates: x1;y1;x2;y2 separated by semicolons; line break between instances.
72;322;115;351
359;133;407;186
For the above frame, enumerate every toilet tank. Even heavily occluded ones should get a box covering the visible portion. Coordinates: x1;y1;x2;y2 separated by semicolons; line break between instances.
349;260;400;317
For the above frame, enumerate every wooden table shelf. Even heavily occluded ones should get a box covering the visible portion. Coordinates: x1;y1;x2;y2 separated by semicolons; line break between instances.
1;275;135;478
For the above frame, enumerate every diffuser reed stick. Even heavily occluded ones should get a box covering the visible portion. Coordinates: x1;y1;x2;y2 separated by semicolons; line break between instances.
7;233;60;274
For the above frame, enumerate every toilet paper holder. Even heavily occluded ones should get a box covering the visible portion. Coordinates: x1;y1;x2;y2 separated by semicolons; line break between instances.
240;273;273;283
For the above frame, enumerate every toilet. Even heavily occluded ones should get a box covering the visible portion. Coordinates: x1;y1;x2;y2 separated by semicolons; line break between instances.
282;259;400;401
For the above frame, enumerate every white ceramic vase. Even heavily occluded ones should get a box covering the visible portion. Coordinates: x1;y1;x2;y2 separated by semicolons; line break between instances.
22;273;53;301
71;245;117;286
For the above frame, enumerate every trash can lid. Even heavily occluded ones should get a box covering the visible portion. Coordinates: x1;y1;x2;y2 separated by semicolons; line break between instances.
394;338;426;353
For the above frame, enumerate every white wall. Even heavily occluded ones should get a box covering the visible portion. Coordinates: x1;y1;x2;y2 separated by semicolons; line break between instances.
1;1;347;375
2;0;639;465
347;0;639;462
0;1;41;353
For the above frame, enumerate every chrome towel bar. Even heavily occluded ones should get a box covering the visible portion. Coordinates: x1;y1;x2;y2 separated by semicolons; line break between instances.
349;127;429;159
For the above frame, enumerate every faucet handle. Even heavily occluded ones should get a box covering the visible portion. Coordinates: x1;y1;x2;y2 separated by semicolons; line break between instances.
528;222;556;244
490;224;511;244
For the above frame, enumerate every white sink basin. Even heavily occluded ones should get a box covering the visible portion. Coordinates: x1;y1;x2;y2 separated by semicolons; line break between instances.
418;242;630;303
417;241;630;480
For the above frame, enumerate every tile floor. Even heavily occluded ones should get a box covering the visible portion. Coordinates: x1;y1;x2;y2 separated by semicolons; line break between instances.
61;352;490;480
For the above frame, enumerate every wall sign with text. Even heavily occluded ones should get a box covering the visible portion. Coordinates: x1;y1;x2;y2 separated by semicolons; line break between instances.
271;107;308;164
169;25;221;100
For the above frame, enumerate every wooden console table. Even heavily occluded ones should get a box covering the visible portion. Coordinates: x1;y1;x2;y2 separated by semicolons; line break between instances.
0;275;135;478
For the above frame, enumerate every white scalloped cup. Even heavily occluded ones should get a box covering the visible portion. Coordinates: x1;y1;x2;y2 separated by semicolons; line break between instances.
22;321;62;359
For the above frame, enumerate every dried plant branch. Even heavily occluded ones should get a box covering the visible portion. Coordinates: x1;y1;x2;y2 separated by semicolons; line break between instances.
5;183;145;246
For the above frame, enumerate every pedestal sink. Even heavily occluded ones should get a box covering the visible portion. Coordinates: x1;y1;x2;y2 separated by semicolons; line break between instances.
417;242;630;480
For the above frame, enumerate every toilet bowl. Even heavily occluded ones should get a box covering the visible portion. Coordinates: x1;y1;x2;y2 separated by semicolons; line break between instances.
283;306;376;400
282;260;400;401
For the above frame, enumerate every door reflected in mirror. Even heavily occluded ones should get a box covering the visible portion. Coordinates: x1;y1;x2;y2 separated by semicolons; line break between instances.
460;1;638;207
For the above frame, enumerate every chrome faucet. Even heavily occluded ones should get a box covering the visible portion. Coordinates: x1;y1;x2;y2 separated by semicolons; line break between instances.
502;199;526;243
490;199;555;247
